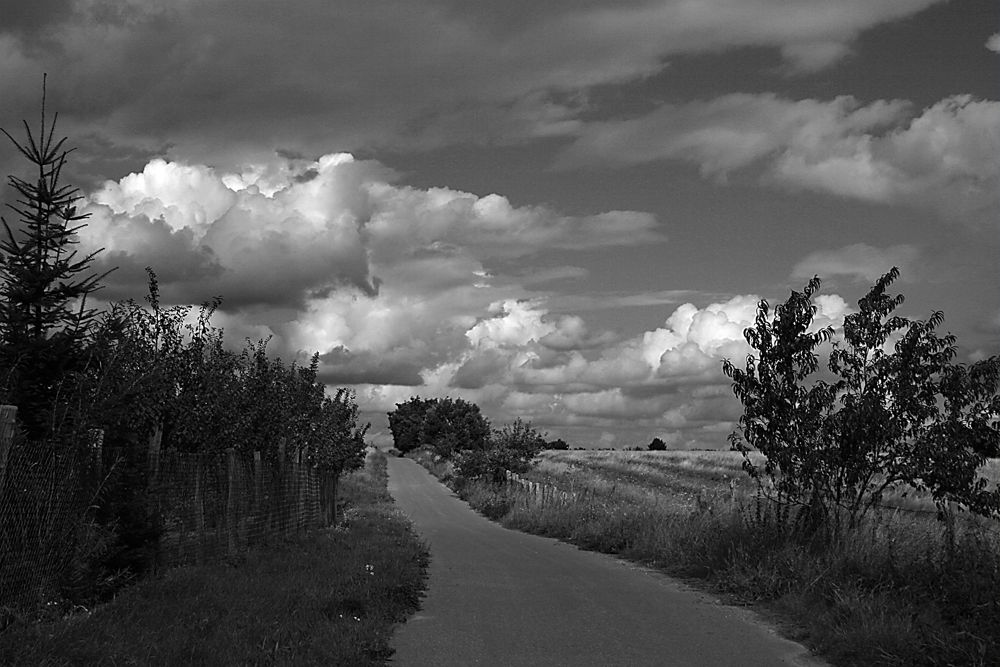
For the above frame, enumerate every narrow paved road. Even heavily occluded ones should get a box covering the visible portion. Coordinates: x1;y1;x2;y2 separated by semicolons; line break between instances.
387;457;825;667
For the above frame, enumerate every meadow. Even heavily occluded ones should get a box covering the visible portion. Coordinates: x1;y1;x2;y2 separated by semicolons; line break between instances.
528;449;1000;514
449;448;1000;666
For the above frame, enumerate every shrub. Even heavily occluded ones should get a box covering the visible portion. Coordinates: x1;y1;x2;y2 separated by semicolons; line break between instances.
454;418;545;485
723;269;1000;535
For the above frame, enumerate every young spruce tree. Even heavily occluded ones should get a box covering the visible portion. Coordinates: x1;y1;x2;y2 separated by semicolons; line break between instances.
0;79;112;439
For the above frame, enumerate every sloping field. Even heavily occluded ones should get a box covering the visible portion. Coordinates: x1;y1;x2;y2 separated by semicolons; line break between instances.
524;449;759;513
528;450;1000;516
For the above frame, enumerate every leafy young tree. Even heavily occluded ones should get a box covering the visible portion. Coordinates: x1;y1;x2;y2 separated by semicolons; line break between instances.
722;275;838;531
454;418;545;485
387;396;491;457
723;269;1000;534
421;397;490;458
0;82;113;438
387;396;437;454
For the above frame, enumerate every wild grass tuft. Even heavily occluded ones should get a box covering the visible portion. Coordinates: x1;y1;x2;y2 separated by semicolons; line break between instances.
0;450;429;666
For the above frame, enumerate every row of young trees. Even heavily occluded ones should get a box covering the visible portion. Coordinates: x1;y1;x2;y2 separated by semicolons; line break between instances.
724;269;1000;535
387;396;545;484
0;87;368;601
88;276;367;472
0;92;367;471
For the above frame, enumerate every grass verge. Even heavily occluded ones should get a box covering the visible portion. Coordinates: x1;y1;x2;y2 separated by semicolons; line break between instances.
0;450;429;666
414;449;999;667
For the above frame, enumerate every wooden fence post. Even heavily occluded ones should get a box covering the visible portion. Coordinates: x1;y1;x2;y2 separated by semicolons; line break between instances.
0;405;17;499
226;447;237;555
296;456;305;533
194;463;205;565
276;438;288;537
253;450;262;542
328;472;340;526
147;424;163;488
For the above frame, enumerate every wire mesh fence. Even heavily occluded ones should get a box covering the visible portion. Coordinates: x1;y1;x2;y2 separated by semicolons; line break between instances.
153;449;332;568
0;405;338;616
0;434;103;616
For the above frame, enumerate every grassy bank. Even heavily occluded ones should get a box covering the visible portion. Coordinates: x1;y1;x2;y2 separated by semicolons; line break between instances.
0;450;429;666
418;449;1000;666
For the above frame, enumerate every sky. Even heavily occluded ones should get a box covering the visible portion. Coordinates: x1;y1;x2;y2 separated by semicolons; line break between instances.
1;0;997;449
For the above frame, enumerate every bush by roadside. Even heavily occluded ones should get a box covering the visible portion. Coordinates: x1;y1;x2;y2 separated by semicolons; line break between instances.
0;450;429;666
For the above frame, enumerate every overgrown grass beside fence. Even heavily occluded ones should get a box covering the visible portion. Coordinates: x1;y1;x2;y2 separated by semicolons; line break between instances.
0;405;339;619
0;450;429;666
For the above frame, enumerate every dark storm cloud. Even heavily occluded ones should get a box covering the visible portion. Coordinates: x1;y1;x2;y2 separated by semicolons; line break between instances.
0;0;74;38
0;0;948;176
319;347;425;387
451;349;509;389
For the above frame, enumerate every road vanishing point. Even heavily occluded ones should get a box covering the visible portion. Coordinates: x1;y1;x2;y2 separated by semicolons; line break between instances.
387;457;826;667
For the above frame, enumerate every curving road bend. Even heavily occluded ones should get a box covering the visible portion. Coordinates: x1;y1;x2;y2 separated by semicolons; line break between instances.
387;457;826;667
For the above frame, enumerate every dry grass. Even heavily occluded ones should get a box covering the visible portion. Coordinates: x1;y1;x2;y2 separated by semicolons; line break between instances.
531;449;759;511
536;450;1000;515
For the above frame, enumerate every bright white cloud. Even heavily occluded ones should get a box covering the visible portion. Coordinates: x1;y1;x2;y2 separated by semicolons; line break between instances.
77;152;663;398
346;284;851;448
81;152;661;307
467;300;556;349
558;94;1000;223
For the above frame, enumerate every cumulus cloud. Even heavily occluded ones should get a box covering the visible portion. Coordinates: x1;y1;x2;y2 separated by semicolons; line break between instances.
441;290;852;447
84;156;377;307
558;93;1000;223
81;153;660;308
792;243;919;284
986;33;1000;53
75;152;664;400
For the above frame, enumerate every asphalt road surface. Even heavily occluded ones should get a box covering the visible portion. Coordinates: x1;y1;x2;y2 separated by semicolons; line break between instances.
387;457;825;667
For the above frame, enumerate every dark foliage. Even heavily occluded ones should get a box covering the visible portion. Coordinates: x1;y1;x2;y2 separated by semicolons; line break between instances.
387;396;489;458
0;80;112;439
454;418;545;485
723;269;1000;535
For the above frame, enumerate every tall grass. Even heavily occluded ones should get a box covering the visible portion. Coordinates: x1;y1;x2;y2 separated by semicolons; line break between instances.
0;450;429;666
452;453;1000;666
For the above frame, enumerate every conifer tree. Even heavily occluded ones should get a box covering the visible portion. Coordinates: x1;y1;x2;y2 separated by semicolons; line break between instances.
0;78;112;438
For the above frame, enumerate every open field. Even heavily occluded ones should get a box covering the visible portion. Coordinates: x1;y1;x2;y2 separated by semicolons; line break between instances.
0;451;429;666
529;449;1000;516
528;449;759;512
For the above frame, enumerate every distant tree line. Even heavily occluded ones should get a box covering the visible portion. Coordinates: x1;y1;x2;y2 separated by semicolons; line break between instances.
387;396;544;484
